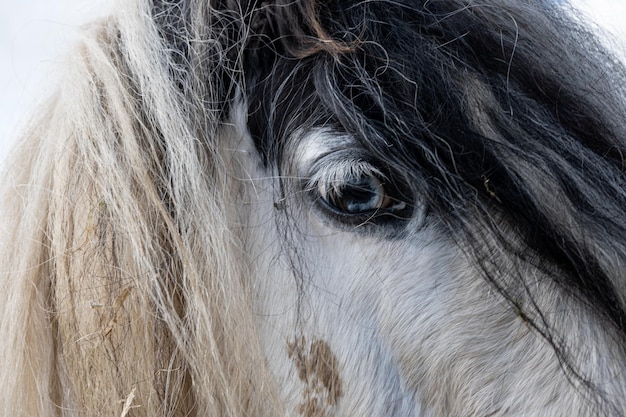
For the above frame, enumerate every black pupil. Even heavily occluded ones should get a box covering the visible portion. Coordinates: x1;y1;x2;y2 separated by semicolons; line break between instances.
333;178;380;213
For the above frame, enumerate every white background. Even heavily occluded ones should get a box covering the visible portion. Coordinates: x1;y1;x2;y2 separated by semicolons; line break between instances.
0;0;110;164
1;1;625;164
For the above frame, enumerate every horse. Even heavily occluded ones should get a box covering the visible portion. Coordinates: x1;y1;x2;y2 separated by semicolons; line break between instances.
2;0;626;415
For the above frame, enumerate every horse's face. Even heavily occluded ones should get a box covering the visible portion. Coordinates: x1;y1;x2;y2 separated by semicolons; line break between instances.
226;108;578;415
209;2;626;414
237;127;492;415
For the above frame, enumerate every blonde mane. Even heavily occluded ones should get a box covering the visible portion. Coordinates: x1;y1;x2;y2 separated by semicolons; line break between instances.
0;1;280;415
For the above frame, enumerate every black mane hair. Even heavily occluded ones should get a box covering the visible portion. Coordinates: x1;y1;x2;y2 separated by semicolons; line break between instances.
242;0;626;409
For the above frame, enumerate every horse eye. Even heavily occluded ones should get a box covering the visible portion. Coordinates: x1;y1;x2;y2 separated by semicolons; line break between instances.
319;175;406;216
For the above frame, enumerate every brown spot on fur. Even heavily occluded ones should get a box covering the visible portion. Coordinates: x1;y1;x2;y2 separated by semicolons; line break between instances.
287;336;343;417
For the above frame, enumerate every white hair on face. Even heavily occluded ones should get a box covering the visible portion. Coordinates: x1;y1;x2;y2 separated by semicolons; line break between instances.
0;1;281;416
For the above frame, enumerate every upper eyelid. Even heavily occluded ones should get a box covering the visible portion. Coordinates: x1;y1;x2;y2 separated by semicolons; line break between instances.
304;157;387;191
291;129;395;192
292;129;361;174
